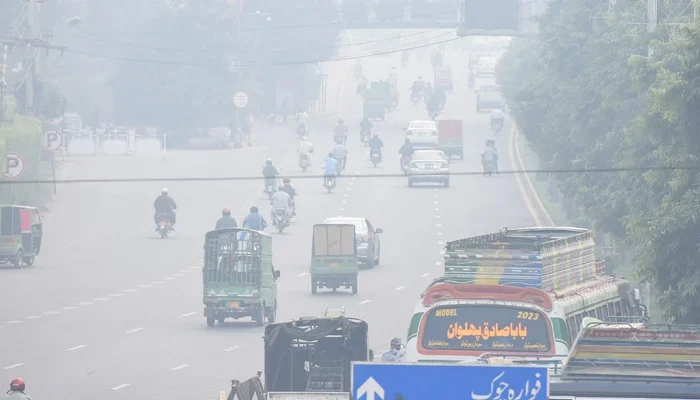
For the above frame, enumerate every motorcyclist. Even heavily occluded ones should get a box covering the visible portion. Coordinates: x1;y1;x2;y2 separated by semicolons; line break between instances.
388;67;398;87
482;139;498;175
490;108;505;131
424;82;435;100
359;118;373;141
401;50;409;66
488;139;499;173
433;87;446;109
4;378;31;399
357;75;368;96
381;338;406;362
333;118;348;144
215;208;238;229
280;178;297;216
153;188;177;231
270;184;292;226
332;141;348;170
243;206;267;231
399;139;415;169
323;152;341;186
354;59;362;77
295;109;309;135
297;136;314;165
468;67;476;87
368;134;384;159
262;159;280;192
409;77;425;98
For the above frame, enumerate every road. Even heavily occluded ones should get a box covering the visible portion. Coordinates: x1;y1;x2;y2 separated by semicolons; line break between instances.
0;31;537;400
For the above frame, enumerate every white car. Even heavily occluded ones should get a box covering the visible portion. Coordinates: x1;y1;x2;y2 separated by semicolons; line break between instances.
476;57;497;77
407;150;450;188
405;120;438;149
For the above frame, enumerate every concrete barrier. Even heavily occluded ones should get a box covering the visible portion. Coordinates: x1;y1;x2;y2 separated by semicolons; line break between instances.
67;137;96;155
101;139;129;155
134;138;163;154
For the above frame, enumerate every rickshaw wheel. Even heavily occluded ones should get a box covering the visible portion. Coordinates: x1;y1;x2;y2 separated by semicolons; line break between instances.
206;317;215;327
13;250;23;268
23;255;34;266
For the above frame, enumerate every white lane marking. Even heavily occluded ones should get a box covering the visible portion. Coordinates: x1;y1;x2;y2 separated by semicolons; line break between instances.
62;306;78;310
138;284;151;289
94;297;108;301
4;363;24;370
395;286;406;291
346;188;351;191
339;208;345;211
25;315;42;319
433;201;439;205
434;208;440;211
126;327;144;334
173;273;185;277
438;241;444;245
43;311;60;315
179;312;197;318
78;302;93;306
439;250;446;255
436;224;442;227
170;364;189;371
223;346;241;352
180;269;190;273
433;189;439;192
350;181;355;185
420;273;430;278
124;289;138;293
65;344;88;351
189;265;200;270
352;176;357;180
435;215;441;219
109;293;124;297
163;277;175;281
151;281;165;285
342;200;347;204
358;300;372;305
5;320;23;324
297;272;310;277
435;261;442;265
111;383;132;391
437;232;443;236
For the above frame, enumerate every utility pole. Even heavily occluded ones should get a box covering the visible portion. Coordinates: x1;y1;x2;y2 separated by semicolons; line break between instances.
25;0;41;116
647;0;658;57
0;44;7;134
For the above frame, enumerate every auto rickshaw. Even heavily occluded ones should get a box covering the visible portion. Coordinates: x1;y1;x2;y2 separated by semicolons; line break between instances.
0;205;43;267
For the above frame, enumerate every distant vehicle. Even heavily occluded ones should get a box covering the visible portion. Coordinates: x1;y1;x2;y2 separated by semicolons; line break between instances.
323;217;382;268
407;150;450;188
475;84;505;112
0;205;43;267
405;120;438;149
437;120;463;160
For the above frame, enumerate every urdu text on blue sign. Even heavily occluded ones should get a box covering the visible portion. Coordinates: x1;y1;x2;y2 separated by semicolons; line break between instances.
352;363;548;400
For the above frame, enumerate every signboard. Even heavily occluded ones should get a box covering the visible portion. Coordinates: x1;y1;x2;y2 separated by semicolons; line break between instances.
463;0;520;31
352;363;548;400
45;129;62;151
419;304;551;353
3;152;25;180
233;92;249;108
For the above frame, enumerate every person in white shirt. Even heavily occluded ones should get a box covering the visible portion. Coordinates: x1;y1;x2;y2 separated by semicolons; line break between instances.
490;108;505;131
297;137;314;165
269;186;291;225
332;142;348;170
482;139;499;174
296;111;309;135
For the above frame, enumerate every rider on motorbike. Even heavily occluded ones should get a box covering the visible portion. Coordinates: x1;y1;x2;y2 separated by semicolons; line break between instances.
359;118;373;140
295;109;309;135
409;77;425;99
433;87;446;109
401;50;409;65
297;136;314;165
388;67;399;87
399;139;415;169
332;141;348;170
381;338;406;362
424;82;435;100
243;206;268;231
153;188;177;231
333;118;348;144
215;208;238;229
4;378;31;400
262;159;280;192
468;67;476;87
357;75;368;96
270;184;292;226
368;134;384;159
482;139;499;175
323;153;341;186
280;178;297;216
490;108;505;131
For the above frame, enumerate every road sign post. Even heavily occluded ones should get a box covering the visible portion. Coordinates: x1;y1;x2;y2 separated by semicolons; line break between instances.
352;362;548;400
45;129;62;151
3;152;25;180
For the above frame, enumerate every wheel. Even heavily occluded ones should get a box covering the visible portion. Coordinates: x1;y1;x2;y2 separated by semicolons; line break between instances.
278;225;284;233
459;153;464;160
327;186;332;194
23;255;34;266
13;250;23;268
352;280;358;294
444;180;450;188
160;229;167;239
311;277;317;294
374;245;380;266
373;162;377;167
302;166;308;172
206;317;215;327
408;179;414;187
217;317;225;324
267;302;277;324
254;306;264;326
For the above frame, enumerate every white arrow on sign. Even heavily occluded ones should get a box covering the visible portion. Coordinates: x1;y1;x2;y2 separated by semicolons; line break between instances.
3;152;25;180
233;91;248;108
45;129;62;151
357;377;384;400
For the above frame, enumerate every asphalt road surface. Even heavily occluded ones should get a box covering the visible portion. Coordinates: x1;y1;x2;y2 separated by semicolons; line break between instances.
0;31;536;399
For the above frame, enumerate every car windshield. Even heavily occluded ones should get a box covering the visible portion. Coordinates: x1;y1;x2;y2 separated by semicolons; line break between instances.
409;121;436;130
413;152;445;161
323;218;366;234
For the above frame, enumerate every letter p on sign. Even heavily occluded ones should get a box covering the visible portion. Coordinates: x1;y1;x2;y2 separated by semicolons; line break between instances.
45;130;62;151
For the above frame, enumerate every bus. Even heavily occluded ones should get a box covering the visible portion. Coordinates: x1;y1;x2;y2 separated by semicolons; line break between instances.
403;227;644;363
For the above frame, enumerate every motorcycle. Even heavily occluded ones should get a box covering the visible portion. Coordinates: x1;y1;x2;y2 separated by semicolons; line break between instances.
410;90;421;104
273;209;290;233
360;129;370;146
370;149;382;167
401;156;411;174
156;213;172;238
264;178;277;199
296;124;307;139
324;173;337;193
299;154;311;172
491;119;504;134
482;159;497;176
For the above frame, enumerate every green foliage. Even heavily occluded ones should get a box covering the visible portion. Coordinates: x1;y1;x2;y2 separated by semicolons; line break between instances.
498;0;700;322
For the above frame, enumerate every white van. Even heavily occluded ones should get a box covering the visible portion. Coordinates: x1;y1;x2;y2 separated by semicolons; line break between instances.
405;120;438;148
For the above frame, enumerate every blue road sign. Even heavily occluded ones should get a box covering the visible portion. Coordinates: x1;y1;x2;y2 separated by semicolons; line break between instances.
352;362;548;400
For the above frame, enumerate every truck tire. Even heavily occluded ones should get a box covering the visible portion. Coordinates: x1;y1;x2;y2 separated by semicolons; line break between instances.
311;277;317;294
206;317;215;327
254;306;264;326
352;280;358;294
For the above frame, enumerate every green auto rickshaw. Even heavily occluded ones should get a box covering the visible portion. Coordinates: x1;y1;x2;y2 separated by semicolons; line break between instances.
310;223;358;294
0;205;43;267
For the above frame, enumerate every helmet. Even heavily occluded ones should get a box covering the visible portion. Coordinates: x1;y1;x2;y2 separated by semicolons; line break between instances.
266;159;272;165
338;118;344;124
283;178;290;184
250;206;258;213
405;138;410;143
390;338;401;347
278;184;285;190
222;208;231;216
161;188;168;194
373;134;379;138
10;378;25;392
327;152;334;158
